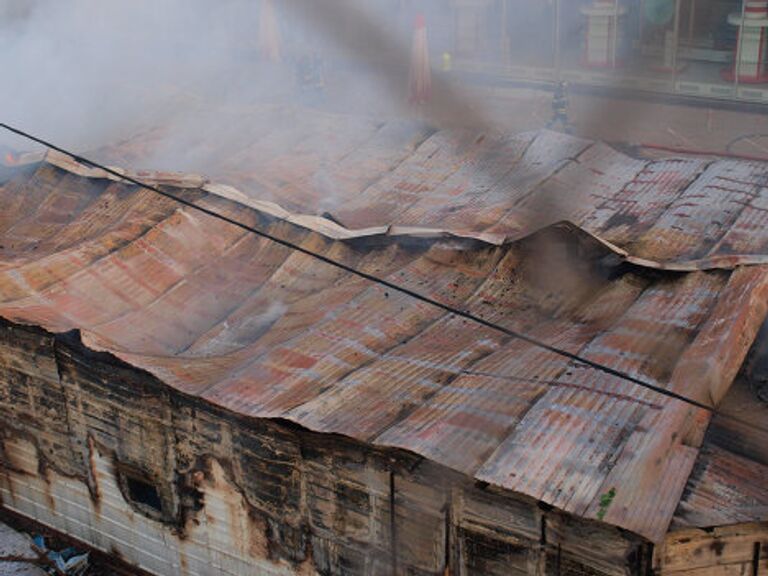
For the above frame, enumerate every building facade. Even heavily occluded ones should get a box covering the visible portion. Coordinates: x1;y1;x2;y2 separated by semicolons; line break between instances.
449;0;768;105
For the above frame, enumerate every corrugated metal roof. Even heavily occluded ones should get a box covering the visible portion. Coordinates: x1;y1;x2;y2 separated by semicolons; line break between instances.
672;376;768;530
2;127;768;543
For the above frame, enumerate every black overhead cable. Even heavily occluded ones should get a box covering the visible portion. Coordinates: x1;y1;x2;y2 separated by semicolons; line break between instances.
1;121;766;436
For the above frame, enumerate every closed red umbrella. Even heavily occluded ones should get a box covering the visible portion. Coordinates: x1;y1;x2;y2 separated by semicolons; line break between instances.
408;13;432;104
259;0;281;63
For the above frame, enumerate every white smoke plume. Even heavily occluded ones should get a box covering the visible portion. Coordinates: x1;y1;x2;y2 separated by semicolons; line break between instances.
0;0;721;218
0;1;448;155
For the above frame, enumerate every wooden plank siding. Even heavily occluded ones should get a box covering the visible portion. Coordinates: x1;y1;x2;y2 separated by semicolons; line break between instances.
656;524;768;576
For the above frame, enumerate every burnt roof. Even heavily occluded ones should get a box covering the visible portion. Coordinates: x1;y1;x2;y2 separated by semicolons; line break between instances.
2;128;768;543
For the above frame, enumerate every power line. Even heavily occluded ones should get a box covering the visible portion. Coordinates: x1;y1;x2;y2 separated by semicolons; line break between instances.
1;121;766;436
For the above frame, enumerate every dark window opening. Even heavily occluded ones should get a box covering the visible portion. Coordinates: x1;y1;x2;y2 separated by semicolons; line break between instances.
126;475;162;513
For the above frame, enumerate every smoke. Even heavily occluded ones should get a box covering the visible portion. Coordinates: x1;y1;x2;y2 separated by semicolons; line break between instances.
1;0;280;149
0;0;435;151
0;0;720;220
0;1;479;213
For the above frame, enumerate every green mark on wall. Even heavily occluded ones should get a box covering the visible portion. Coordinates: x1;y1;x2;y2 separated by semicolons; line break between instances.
596;487;617;521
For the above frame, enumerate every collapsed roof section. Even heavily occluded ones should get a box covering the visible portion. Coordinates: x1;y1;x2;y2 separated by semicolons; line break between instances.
96;113;768;267
1;128;768;544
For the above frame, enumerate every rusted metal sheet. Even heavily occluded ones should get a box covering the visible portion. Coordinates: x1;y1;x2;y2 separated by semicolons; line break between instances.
671;372;768;531
66;117;768;265
3;126;768;548
674;445;768;528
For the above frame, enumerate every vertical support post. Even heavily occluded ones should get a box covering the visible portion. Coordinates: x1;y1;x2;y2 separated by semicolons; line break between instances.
555;0;562;80
734;0;747;93
531;513;548;576
671;0;682;89
443;491;455;576
612;0;620;68
688;0;696;43
501;0;509;66
390;469;398;576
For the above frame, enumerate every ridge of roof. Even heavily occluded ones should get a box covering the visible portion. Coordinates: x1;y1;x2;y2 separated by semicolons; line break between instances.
7;148;768;273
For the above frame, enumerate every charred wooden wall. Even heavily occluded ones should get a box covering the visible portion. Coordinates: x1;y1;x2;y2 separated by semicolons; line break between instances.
0;318;646;576
655;524;768;576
